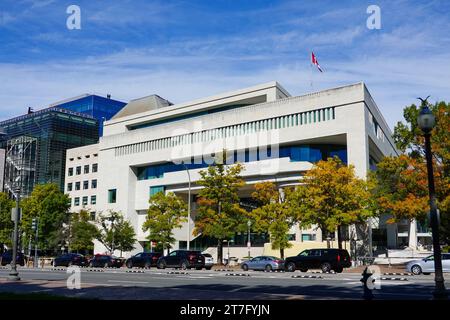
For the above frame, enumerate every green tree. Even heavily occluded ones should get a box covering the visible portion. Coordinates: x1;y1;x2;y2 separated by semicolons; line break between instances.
292;157;372;249
96;210;136;256
115;218;137;256
393;100;450;244
194;151;247;264
21;183;71;253
250;182;297;259
143;191;187;255
68;210;99;254
0;192;15;249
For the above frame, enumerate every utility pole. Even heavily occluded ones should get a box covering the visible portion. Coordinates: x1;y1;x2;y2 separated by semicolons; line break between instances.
32;218;39;268
9;187;21;281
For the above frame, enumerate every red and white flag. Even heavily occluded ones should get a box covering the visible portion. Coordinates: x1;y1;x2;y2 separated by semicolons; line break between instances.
311;52;323;72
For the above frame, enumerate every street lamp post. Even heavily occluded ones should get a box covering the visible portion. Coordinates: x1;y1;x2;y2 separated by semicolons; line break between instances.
9;186;21;281
417;97;448;300
247;220;252;259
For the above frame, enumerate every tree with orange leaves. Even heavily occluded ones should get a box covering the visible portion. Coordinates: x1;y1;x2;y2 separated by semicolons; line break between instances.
292;157;372;249
368;155;434;224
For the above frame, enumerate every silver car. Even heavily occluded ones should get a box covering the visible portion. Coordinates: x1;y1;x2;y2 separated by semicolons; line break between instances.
406;253;450;275
202;253;214;270
241;256;285;271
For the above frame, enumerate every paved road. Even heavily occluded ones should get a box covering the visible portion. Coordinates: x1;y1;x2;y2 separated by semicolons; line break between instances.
0;266;446;300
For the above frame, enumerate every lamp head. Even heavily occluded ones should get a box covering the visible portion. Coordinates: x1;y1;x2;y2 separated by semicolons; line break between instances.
417;96;435;134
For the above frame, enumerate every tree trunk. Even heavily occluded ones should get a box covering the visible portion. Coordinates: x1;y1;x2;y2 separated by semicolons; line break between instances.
337;226;343;250
217;239;223;265
280;248;284;260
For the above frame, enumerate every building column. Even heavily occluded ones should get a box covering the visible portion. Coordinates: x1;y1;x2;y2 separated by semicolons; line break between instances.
315;226;322;242
345;104;369;179
409;219;417;250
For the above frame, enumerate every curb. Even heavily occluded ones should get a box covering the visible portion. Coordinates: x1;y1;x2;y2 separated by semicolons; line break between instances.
292;275;322;279
214;269;234;272
380;277;408;281
383;273;412;276
263;270;285;273
86;269;105;272
167;271;189;275
126;270;145;273
308;271;336;274
225;273;250;277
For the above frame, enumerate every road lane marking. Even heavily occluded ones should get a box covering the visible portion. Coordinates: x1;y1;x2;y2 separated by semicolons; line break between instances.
108;280;148;284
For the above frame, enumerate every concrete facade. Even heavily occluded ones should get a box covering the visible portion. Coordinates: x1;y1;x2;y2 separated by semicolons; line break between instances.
65;144;99;218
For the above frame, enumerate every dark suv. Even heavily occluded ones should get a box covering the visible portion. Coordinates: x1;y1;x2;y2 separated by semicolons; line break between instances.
88;255;124;268
157;250;205;270
53;253;88;267
125;252;162;268
285;249;351;273
1;251;25;266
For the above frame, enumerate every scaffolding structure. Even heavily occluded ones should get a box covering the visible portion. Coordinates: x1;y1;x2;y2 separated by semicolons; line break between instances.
4;135;38;198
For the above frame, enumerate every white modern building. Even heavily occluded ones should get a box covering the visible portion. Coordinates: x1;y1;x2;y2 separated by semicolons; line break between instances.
81;81;403;258
65;144;99;219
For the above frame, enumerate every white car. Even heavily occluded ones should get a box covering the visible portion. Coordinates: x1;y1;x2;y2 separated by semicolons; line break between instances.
405;253;450;275
202;253;214;270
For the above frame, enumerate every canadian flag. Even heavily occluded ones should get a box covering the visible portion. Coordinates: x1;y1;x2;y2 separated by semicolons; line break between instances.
311;52;323;72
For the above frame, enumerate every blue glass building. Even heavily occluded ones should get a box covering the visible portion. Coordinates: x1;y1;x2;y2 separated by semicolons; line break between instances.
50;94;126;136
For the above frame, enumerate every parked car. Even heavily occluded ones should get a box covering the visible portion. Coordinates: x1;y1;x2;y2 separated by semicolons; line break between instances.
241;256;284;271
285;248;351;273
202;253;214;270
53;253;88;267
157;250;205;270
406;253;450;275
0;250;25;266
88;254;124;268
125;252;162;268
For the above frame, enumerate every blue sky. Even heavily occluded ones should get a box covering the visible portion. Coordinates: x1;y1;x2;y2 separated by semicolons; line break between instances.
0;0;449;130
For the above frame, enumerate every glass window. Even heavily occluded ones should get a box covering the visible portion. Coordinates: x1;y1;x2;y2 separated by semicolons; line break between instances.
83;181;89;190
67;183;72;191
108;189;116;203
84;165;89;174
150;186;165;197
74;197;80;206
91;179;97;189
68;168;73;176
76;166;81;175
92;163;98;173
82;196;88;205
299;250;310;256
75;182;80;190
91;195;96;205
90;212;96;221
